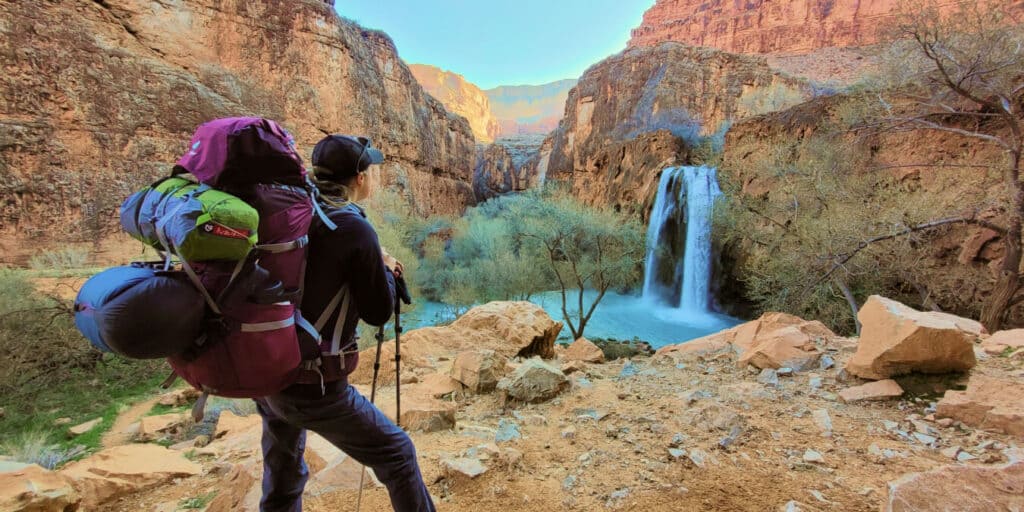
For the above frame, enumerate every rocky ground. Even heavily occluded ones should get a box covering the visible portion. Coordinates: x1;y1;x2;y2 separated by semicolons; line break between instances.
3;300;1023;511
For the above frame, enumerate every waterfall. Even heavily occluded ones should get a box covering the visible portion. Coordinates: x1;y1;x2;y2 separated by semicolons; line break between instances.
642;166;722;314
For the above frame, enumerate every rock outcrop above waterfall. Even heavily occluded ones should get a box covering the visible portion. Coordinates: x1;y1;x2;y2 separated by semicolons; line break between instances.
409;64;501;143
10;301;1022;511
627;0;1024;55
484;80;577;137
535;43;809;217
0;0;476;262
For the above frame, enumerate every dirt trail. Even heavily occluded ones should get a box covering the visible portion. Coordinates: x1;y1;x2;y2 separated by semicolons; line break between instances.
101;396;161;448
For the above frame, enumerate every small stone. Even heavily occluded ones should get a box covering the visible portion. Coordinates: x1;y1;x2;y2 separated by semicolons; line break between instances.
956;451;977;462
688;449;708;468
940;446;962;459
620;361;639;378
670;433;686;447
808;490;828;503
838;380;904;403
777;367;794;376
937;418;955;428
562;475;577;490
561;427;576;439
802;449;824;464
883;420;900;431
783;501;803;512
913;432;937;445
820;356;835;370
757;369;780;387
53;417;72;426
442;457;488;479
495;419;521;443
668;448;687;460
68;418;102;437
809;377;823;390
812;409;833;435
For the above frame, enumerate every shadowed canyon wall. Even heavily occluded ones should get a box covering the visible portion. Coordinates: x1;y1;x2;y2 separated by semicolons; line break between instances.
0;0;476;262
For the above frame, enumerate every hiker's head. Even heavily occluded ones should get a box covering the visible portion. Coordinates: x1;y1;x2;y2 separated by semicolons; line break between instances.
312;134;384;201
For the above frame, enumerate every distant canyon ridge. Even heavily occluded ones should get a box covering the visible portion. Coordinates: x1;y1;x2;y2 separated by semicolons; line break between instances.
408;64;575;143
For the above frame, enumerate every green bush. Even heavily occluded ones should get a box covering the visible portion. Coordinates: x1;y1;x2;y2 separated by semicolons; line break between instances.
28;247;90;271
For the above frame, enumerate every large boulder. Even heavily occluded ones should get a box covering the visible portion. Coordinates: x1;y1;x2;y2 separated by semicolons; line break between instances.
0;461;80;512
654;328;736;363
732;313;834;354
450;350;508;393
737;325;822;371
376;393;456;433
936;374;1024;438
59;444;201;509
497;358;570;403
846;296;979;380
884;458;1024;511
565;337;605;363
350;301;562;386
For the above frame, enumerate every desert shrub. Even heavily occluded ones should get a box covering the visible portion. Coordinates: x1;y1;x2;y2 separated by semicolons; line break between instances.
28;247;90;271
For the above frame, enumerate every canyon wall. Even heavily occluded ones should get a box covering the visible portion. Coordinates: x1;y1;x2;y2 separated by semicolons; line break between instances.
536;43;810;220
628;0;1024;54
0;0;476;263
408;64;501;143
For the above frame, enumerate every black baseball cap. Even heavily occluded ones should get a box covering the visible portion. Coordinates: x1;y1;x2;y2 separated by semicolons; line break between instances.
311;134;384;180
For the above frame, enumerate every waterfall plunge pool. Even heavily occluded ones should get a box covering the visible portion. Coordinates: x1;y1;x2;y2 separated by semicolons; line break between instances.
399;290;738;349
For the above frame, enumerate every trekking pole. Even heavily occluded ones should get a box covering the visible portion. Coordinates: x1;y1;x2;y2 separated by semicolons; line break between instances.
394;275;412;427
356;323;387;512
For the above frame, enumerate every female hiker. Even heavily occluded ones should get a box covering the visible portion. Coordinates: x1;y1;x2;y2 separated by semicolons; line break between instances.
255;134;433;512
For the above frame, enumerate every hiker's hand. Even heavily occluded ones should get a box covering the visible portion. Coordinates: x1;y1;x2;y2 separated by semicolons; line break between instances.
382;250;403;277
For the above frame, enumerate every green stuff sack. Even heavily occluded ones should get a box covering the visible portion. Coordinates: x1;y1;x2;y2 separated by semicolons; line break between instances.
120;177;258;261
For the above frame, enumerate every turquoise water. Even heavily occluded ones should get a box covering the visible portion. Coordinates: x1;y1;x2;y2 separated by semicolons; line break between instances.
397;289;739;349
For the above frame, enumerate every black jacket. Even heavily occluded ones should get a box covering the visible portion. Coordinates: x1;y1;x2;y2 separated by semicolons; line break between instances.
301;203;396;353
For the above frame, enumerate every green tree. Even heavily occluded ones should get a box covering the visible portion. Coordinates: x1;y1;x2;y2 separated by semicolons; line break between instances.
512;191;645;339
871;1;1023;330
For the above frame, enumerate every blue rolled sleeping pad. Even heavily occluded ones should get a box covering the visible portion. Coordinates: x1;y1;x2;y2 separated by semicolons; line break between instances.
74;264;206;359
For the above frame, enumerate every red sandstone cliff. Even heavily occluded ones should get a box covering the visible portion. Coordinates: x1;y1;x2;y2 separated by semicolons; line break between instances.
628;0;1024;55
409;64;501;143
0;0;475;261
535;43;810;218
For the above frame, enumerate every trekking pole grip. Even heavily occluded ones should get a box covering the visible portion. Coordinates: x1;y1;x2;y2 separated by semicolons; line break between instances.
395;275;412;305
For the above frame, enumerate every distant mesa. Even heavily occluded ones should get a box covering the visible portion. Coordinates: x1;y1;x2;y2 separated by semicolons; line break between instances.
409;63;576;140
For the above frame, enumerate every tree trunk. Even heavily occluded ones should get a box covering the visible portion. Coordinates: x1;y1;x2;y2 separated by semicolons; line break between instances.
981;151;1023;332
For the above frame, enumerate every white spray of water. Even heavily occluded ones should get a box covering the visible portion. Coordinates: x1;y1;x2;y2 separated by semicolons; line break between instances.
642;166;722;316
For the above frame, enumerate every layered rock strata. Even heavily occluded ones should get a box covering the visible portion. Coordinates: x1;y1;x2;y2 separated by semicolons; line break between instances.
0;0;476;262
628;0;1024;54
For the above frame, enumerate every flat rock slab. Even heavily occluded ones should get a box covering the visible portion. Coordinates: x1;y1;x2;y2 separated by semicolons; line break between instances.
838;379;904;403
982;329;1024;355
59;444;201;509
937;374;1024;438
0;462;80;512
885;459;1024;511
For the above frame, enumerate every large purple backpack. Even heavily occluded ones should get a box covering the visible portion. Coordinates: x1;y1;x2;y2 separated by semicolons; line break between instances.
164;117;338;401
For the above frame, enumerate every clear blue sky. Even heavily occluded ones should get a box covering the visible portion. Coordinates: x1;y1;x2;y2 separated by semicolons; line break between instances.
335;1;655;90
